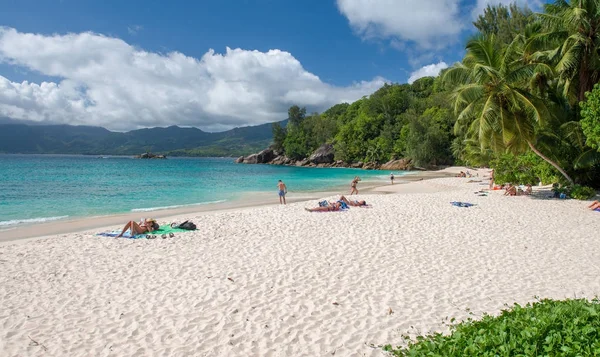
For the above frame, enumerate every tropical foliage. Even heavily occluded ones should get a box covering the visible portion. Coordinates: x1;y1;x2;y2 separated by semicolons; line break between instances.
580;83;600;151
271;1;599;187
274;79;455;167
384;298;600;356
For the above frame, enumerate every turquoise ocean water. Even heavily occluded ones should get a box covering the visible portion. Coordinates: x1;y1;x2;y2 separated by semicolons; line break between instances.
0;155;406;227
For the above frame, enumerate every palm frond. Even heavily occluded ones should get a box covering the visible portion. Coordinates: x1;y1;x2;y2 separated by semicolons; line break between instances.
574;148;600;169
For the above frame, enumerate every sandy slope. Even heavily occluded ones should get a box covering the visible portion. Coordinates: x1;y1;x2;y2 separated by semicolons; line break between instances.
1;173;599;356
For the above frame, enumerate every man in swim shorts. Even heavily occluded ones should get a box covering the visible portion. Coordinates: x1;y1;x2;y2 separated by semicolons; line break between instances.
278;180;288;205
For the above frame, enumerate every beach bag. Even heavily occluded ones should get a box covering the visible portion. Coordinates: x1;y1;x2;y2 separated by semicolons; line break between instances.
177;220;197;230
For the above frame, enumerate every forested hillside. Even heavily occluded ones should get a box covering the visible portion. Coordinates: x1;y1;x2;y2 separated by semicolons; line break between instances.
0;121;280;157
267;2;600;188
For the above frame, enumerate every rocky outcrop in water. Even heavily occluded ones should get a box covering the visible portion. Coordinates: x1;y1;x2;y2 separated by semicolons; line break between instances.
380;158;413;170
236;145;414;171
243;154;258;164
256;148;275;163
308;144;335;164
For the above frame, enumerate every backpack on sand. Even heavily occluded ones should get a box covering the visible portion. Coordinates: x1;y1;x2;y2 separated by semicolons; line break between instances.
177;220;197;230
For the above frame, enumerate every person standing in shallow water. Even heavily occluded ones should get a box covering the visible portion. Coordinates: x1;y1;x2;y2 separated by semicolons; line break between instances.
350;176;360;195
277;180;287;205
390;173;394;185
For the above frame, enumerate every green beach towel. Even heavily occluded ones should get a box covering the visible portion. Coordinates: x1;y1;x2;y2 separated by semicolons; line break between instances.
153;226;190;234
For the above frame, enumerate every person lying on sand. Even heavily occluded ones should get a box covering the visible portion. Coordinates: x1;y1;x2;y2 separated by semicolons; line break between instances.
338;195;368;207
305;202;342;212
589;201;600;210
116;218;158;238
504;184;517;196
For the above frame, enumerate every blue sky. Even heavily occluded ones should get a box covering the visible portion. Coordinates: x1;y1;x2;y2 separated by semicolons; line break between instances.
0;0;542;131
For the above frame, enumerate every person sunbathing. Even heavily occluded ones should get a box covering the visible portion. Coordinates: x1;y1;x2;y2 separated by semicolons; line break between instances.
305;201;342;212
504;184;517;196
338;195;368;207
589;201;600;210
116;218;157;238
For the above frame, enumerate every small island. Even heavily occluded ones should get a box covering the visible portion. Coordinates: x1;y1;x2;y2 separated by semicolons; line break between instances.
134;152;167;159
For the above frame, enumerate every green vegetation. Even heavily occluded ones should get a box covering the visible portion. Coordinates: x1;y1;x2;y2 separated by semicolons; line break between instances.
274;78;456;167
490;152;559;186
271;1;599;188
581;84;600;152
384;298;600;356
569;184;597;200
551;184;597;200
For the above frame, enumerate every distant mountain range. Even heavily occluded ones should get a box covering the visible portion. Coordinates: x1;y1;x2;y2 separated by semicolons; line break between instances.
0;118;282;157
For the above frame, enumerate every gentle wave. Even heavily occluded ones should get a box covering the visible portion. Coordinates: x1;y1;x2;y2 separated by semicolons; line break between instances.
131;200;227;212
0;215;69;227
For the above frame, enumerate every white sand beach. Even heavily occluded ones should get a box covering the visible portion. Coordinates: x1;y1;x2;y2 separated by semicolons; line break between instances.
1;168;599;356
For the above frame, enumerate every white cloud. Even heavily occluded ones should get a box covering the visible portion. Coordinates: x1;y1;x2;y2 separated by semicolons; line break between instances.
0;27;386;131
336;0;464;49
407;61;448;83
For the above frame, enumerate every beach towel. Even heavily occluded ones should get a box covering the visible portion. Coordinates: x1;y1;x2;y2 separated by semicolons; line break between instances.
97;230;146;239
153;226;189;234
97;225;189;239
450;201;475;208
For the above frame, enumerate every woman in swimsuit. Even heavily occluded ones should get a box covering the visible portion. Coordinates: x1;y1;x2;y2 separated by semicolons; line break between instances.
116;218;157;238
338;195;367;207
305;201;342;212
350;176;360;195
504;184;517;196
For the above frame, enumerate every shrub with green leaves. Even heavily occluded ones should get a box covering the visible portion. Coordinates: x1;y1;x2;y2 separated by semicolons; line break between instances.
491;152;559;185
581;83;600;151
569;185;597;200
384;298;600;356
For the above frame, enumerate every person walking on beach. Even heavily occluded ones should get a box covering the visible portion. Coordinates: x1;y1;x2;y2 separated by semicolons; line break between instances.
390;173;394;185
278;180;288;205
350;176;361;195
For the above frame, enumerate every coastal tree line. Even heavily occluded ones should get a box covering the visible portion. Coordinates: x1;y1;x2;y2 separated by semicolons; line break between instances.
271;1;600;188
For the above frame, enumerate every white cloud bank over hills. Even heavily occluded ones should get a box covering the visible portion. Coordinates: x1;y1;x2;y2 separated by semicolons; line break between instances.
0;27;386;131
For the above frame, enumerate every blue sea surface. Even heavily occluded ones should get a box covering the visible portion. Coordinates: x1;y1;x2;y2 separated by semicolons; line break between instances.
0;155;406;227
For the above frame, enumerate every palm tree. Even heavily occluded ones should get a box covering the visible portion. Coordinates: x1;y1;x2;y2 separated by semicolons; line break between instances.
444;35;575;184
535;0;600;103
